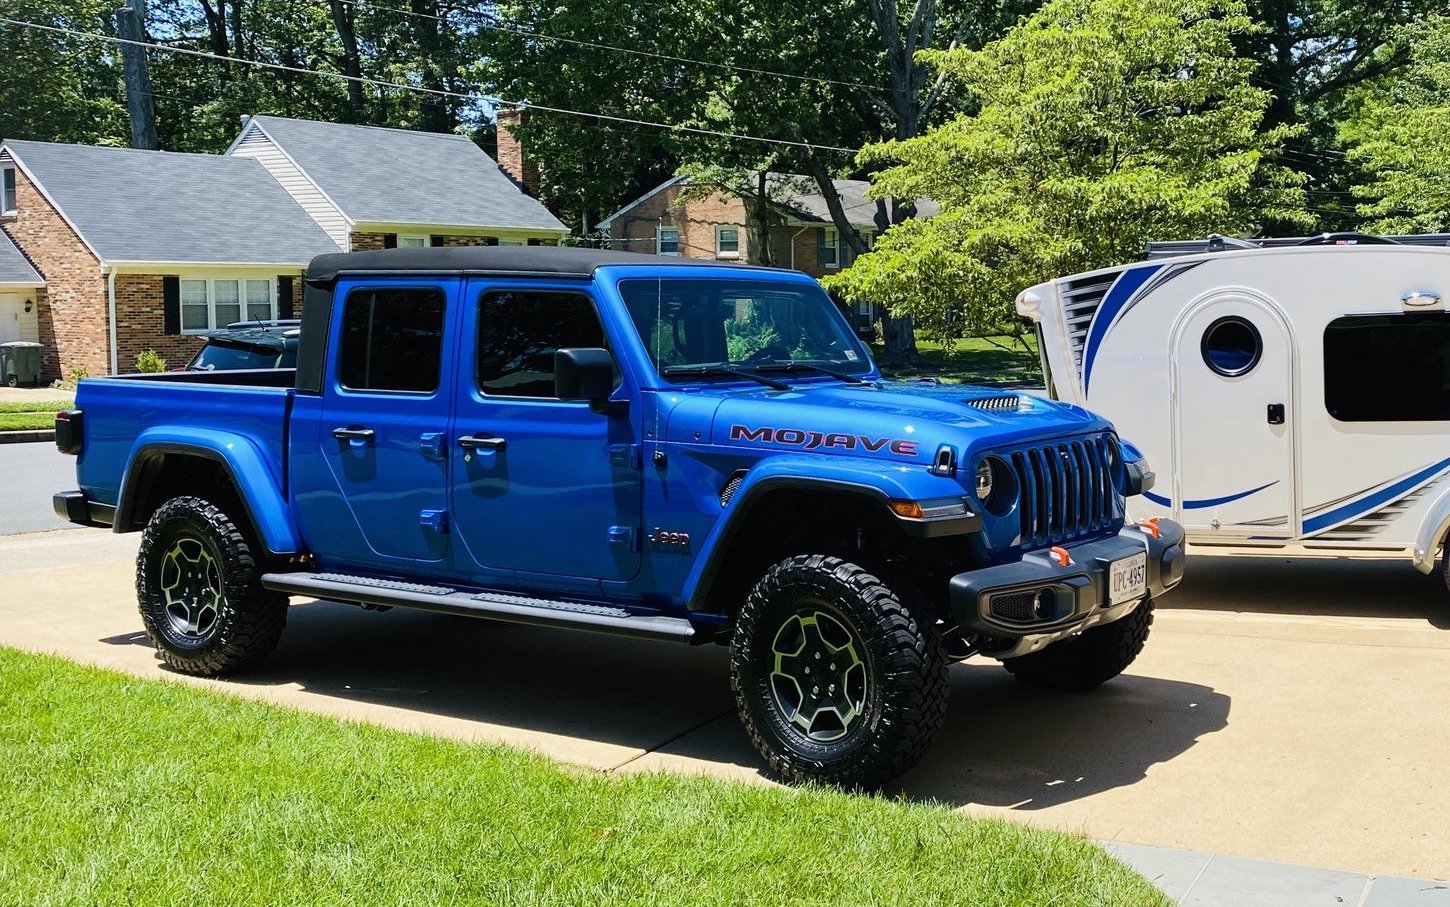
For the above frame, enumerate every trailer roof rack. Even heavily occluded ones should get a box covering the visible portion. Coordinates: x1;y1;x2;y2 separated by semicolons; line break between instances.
1145;232;1450;259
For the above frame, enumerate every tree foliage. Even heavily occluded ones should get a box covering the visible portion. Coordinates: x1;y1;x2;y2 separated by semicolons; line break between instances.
826;0;1307;340
1340;17;1450;232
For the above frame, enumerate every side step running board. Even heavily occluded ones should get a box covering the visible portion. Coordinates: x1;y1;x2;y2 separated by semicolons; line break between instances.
260;572;696;643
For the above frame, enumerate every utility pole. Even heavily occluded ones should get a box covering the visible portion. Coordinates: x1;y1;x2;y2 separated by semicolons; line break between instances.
115;0;159;150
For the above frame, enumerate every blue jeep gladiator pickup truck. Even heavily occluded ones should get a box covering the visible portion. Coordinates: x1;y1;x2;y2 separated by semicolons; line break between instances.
55;247;1184;787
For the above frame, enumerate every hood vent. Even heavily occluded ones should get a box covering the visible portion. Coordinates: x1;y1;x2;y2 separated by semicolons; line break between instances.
964;394;1022;412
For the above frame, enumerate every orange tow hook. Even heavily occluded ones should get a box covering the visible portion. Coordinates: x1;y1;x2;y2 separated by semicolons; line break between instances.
1138;517;1162;539
1049;546;1073;567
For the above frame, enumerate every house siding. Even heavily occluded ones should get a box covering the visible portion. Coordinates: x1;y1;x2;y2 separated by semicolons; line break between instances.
229;125;350;249
0;156;106;380
606;184;840;276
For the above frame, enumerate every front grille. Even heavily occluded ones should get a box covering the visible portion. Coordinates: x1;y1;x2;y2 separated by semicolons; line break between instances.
1008;436;1118;548
988;590;1039;623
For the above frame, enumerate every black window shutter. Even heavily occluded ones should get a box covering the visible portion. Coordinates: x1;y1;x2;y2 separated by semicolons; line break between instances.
430;235;444;247
383;233;397;249
277;276;295;319
484;236;499;247
162;275;180;335
527;238;541;246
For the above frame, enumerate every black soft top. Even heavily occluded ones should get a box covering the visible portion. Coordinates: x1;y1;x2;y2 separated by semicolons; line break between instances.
306;246;757;282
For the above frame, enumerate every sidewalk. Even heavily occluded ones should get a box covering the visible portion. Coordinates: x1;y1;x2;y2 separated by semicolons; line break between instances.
1108;842;1450;906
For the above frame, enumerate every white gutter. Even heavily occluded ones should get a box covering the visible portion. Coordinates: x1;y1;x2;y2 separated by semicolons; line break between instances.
106;266;118;375
788;225;809;270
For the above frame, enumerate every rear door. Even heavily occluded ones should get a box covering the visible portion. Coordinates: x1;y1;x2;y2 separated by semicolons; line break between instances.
448;280;642;589
1170;292;1296;537
316;279;458;564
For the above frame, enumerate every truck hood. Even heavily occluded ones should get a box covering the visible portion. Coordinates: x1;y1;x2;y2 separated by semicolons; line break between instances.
700;380;1114;463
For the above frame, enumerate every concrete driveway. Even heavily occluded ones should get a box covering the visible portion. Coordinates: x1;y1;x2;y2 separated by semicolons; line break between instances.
2;528;1448;880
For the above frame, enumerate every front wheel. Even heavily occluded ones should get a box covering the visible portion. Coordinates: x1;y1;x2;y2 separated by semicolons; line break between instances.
1002;597;1154;691
136;495;288;676
730;555;949;788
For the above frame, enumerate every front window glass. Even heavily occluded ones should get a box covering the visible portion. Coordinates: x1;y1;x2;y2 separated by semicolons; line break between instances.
657;228;680;255
180;279;209;331
2;167;15;214
213;279;241;327
244;279;272;322
618;278;871;377
338;287;446;393
717;226;740;256
477;290;608;398
1324;313;1450;421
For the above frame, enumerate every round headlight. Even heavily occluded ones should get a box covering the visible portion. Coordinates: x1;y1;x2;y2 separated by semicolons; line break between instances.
975;460;993;500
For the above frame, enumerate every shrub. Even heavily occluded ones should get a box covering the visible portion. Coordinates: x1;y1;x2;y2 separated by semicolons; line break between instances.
135;349;167;373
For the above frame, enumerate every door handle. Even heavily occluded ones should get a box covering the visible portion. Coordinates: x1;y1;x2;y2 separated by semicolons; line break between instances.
332;427;376;441
458;434;506;451
1266;403;1285;425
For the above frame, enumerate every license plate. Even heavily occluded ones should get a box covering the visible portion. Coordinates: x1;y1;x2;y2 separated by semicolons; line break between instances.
1108;552;1147;605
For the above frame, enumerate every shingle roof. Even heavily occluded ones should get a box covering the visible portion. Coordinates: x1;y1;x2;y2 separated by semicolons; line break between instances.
245;115;567;232
0;229;43;285
2;139;340;265
597;174;938;232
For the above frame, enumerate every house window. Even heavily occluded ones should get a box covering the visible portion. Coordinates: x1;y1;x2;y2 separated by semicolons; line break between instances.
657;227;680;256
397;234;428;248
820;228;839;268
716;226;740;258
1;167;15;215
180;277;277;332
498;239;526;247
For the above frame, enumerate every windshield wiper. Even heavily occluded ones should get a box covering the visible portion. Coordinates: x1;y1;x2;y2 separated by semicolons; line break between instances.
753;362;867;384
662;364;791;391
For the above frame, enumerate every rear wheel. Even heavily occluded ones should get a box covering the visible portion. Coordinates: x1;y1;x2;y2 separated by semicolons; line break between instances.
730;555;949;788
136;496;288;676
1002;598;1154;691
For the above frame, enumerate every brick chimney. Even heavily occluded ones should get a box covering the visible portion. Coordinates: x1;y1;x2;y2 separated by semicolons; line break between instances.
495;107;538;196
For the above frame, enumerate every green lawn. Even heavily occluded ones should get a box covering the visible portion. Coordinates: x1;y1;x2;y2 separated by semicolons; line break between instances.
0;647;1166;906
875;335;1042;386
0;399;69;431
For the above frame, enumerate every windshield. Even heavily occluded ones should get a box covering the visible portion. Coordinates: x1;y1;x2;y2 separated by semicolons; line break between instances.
618;278;872;380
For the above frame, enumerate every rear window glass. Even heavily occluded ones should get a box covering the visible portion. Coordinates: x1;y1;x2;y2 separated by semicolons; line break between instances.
189;343;279;371
338;287;446;393
1324;313;1450;421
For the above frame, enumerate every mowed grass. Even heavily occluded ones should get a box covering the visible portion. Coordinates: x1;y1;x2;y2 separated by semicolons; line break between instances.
0;399;70;431
0;647;1167;906
876;336;1042;386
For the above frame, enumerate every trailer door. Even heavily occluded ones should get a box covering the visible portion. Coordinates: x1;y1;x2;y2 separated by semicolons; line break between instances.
1169;294;1296;538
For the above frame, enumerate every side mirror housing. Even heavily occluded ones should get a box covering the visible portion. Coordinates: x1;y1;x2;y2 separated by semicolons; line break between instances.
555;348;615;403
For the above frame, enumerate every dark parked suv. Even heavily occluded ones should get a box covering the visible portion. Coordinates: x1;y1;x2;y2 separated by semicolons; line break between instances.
187;321;300;371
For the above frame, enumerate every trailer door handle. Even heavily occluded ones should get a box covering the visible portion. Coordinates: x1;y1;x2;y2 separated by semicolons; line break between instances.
332;426;376;442
1266;403;1285;425
458;434;507;451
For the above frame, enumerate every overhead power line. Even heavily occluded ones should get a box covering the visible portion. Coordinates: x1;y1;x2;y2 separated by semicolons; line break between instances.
331;0;885;93
0;16;860;153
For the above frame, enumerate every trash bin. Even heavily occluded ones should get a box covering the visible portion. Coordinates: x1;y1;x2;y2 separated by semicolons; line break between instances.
0;341;43;387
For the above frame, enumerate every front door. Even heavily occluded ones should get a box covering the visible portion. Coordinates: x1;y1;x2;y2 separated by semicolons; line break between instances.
1170;293;1296;537
449;282;642;588
0;294;21;344
318;280;456;564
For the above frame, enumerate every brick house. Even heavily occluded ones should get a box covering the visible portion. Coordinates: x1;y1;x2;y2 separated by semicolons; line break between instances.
0;115;567;380
598;175;936;332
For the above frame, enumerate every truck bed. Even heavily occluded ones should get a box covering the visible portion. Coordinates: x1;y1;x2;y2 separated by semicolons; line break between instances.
74;370;295;513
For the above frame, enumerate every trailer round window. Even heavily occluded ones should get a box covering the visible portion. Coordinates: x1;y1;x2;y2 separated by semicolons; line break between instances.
1201;316;1262;376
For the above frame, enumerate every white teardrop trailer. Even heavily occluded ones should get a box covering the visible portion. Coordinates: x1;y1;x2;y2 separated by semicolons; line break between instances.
1017;232;1450;582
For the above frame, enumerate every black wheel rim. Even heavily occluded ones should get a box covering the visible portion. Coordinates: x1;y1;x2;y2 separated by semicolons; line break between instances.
158;536;224;641
768;607;868;743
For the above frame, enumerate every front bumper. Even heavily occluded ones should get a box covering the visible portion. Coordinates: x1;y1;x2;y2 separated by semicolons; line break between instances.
948;520;1185;659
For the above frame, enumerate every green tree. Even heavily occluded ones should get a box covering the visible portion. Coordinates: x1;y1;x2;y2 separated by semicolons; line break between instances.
827;0;1305;341
0;0;127;145
1340;17;1450;232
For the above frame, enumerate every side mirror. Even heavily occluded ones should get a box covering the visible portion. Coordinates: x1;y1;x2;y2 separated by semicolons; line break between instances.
555;348;615;403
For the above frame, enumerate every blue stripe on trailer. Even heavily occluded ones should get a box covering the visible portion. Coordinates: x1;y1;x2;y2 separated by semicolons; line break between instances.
1303;458;1450;535
1142;481;1278;509
1082;264;1163;394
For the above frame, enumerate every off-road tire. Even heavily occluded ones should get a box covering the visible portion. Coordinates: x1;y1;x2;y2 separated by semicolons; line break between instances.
730;555;949;789
136;496;288;676
1002;597;1154;692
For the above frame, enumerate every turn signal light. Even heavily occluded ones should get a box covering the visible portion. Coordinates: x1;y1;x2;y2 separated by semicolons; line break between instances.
1138;517;1162;539
888;500;924;519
